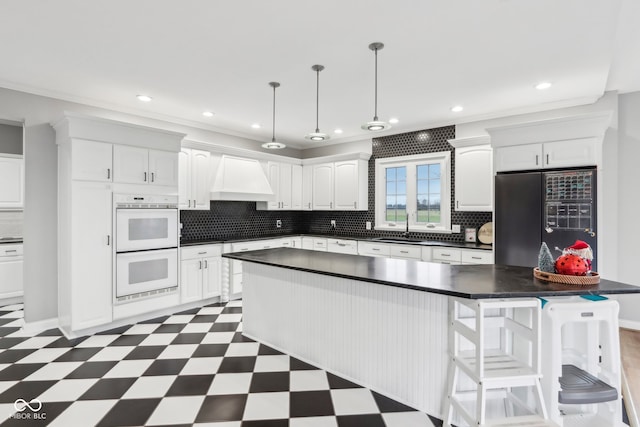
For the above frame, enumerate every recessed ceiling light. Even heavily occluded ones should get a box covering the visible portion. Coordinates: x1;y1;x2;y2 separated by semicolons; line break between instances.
202;111;214;117
334;129;343;134
251;123;261;129
451;105;464;113
535;82;552;90
389;118;399;124
136;95;152;102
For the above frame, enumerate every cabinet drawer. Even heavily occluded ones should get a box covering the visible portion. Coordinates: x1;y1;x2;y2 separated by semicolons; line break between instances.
432;247;462;262
0;244;23;258
327;239;358;255
390;245;422;259
312;238;328;251
461;250;494;264
181;244;222;260
358;242;391;257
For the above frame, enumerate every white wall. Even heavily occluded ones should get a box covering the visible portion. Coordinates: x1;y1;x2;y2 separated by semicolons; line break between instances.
0;87;298;324
616;91;640;327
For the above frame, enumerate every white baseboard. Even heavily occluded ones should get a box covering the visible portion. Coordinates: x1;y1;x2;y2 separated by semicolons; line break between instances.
22;317;59;335
620;319;640;331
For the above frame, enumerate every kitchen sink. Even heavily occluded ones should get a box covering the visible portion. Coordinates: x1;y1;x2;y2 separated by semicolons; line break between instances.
372;237;425;243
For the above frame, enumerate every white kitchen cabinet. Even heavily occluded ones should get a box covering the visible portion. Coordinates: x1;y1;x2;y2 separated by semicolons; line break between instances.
257;162;294;210
291;164;303;210
312;163;334;210
358;241;391;257
389;244;422;260
301;236;327;251
334;160;367;210
66;181;113;331
228;238;285;295
312;160;367;211
327;239;358;255
149;150;180;186
495;138;597;172
0;156;24;209
302;165;313;211
114;145;178;187
180;244;222;303
71;139;112;182
432;247;493;265
452;144;493;212
281;236;302;248
179;148;211;210
0;243;23;300
461;249;494;264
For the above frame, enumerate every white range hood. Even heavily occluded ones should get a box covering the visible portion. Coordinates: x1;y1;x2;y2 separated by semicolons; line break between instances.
210;155;274;202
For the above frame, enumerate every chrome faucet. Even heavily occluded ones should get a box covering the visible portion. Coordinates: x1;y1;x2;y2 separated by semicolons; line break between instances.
402;210;410;238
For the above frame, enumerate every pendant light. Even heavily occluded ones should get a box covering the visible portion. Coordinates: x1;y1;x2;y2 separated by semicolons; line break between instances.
305;65;330;141
361;42;391;131
262;82;286;149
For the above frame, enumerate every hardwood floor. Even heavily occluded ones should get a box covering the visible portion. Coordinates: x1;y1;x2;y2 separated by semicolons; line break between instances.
621;328;640;426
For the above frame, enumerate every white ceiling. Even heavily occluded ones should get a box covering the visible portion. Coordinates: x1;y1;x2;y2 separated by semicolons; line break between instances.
0;0;637;149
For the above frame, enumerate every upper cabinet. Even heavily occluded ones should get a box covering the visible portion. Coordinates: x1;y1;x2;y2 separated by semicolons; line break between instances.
179;148;211;210
113;145;178;186
488;112;611;173
449;137;493;212
494;139;597;172
310;157;368;211
254;153;369;211
72;139;113;182
0;156;24;209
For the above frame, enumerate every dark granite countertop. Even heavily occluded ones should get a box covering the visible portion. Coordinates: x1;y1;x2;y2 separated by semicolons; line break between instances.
223;248;640;299
0;239;22;244
181;234;492;251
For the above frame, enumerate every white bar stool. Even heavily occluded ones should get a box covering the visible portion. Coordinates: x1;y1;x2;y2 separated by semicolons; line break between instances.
443;297;556;426
540;295;623;427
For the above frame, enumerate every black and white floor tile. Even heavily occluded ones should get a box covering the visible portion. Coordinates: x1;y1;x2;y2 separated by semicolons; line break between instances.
0;302;441;426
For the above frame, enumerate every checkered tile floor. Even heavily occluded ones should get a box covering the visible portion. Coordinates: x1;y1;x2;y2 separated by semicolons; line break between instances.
0;301;441;426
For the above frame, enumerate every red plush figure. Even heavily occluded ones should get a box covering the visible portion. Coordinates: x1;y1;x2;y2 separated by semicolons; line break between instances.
555;253;590;276
564;240;593;271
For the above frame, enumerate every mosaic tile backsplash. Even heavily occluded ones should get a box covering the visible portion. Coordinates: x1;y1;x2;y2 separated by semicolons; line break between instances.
180;125;492;243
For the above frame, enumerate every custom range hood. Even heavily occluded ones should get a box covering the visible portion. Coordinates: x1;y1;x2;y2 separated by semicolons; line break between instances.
210;155;274;202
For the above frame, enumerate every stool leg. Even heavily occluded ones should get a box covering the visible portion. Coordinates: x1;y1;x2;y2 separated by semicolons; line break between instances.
477;382;487;425
534;377;549;419
443;361;458;427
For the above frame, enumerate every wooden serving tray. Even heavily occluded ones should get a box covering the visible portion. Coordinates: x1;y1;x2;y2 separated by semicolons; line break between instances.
533;267;600;285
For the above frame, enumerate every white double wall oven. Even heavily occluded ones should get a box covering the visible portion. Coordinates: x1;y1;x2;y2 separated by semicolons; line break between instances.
113;194;179;303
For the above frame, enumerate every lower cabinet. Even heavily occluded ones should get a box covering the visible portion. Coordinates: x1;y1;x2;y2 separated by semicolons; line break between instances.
0;244;23;300
432;247;494;265
180;244;222;304
327;239;358;255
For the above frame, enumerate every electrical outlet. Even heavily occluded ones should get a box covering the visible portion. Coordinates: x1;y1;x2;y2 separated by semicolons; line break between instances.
330;220;336;228
276;219;282;228
452;224;461;233
366;221;372;230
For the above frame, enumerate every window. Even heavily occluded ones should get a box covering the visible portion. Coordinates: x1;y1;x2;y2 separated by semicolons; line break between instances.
375;152;451;232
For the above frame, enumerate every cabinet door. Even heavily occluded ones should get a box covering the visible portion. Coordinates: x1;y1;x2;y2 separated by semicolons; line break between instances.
180;258;203;303
71;182;113;330
495;144;543;172
455;145;493;211
149;150;179;187
279;163;292;210
178;148;191;209
266;162;280;210
192;149;211;210
202;256;221;298
543;138;597;168
0;157;23;208
113;145;149;184
312;163;334;210
291;164;303;210
72;140;113;182
334;160;359;210
0;258;23;298
302;165;313;210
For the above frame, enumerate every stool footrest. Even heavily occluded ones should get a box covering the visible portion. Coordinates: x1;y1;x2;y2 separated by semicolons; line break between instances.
558;364;618;404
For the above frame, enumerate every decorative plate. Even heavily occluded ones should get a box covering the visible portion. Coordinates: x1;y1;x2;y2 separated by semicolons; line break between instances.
477;222;493;244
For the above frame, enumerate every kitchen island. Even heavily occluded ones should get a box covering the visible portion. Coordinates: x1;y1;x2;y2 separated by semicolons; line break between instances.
223;248;640;419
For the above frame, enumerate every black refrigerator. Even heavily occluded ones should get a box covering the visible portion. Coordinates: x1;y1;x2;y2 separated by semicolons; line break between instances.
495;168;597;270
